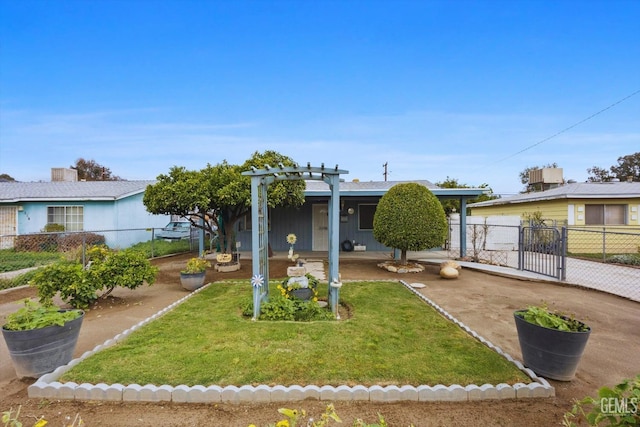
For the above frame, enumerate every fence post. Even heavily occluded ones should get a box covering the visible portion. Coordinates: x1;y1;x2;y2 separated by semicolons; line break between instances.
518;225;523;270
602;227;606;262
82;233;86;266
560;227;567;281
151;228;155;258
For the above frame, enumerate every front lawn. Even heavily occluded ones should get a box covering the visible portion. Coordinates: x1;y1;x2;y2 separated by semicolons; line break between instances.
61;280;529;387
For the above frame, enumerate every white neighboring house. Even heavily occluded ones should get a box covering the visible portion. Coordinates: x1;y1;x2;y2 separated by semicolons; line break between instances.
0;179;170;249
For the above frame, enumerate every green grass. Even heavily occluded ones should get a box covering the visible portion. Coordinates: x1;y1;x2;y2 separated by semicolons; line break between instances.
0;249;63;272
61;281;529;387
130;238;193;258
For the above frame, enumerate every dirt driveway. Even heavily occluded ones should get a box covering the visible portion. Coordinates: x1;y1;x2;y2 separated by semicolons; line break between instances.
1;253;638;426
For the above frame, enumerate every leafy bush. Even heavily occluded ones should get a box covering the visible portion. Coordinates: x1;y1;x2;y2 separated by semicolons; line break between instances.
31;262;94;309
87;249;158;296
31;248;158;309
15;233;59;252
563;374;640;426
43;223;65;232
373;182;447;264
13;232;106;253
58;232;106;251
181;257;211;274
3;299;82;331
242;294;334;322
516;304;589;332
606;254;640;266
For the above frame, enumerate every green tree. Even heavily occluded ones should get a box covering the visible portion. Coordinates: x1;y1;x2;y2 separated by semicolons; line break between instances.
611;152;640;181
72;158;122;181
0;173;16;182
588;152;640;182
435;176;498;215
373;183;447;265
586;166;613;182
143;151;305;253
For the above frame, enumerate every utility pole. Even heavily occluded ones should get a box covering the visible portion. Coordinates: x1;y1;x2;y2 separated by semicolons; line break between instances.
383;162;388;181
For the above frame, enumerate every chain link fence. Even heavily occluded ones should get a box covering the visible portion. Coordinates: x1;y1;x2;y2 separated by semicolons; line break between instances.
447;222;640;301
0;228;206;276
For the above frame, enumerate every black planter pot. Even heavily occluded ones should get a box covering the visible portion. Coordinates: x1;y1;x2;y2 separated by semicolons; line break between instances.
2;311;84;378
291;288;315;300
514;310;590;381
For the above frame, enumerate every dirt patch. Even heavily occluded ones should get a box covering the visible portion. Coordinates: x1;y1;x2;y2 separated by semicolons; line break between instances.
1;253;639;426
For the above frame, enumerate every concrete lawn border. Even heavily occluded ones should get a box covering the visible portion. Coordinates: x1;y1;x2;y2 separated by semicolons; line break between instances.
27;280;554;403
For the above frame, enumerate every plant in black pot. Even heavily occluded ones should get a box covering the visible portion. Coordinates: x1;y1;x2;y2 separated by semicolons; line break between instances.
2;299;84;378
180;257;211;291
514;304;591;381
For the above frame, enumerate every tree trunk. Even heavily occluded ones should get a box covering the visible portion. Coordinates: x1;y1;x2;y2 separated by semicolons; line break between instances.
400;249;408;265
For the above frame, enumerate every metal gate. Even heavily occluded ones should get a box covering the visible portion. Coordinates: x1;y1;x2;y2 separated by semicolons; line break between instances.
519;226;567;280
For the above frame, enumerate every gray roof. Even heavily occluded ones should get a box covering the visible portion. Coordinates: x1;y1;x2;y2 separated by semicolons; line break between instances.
305;180;486;198
469;181;640;207
0;181;156;203
0;178;488;204
306;179;437;193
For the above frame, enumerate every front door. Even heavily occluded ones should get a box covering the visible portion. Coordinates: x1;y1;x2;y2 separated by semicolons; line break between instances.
312;204;328;251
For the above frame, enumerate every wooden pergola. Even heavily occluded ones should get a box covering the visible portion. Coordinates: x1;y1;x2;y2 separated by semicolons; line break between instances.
242;163;348;320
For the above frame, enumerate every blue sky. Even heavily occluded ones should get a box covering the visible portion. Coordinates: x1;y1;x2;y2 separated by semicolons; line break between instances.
1;0;638;196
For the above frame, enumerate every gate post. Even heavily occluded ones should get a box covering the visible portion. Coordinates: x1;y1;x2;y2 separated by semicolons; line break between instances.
560;227;567;281
518;225;523;271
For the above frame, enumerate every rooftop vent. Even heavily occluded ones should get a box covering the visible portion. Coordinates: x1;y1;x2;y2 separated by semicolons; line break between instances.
51;168;78;182
528;167;563;185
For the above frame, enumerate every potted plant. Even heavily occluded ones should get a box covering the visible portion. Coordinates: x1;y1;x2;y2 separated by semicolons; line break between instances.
2;299;84;378
180;257;211;291
514;304;591;381
278;273;319;301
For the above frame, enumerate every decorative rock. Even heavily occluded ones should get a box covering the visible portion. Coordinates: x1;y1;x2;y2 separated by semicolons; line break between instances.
440;260;461;270
409;282;426;289
440;266;459;279
377;261;425;273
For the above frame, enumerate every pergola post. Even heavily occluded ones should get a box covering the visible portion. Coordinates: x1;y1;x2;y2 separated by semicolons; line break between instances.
327;173;341;317
243;164;348;320
459;197;467;258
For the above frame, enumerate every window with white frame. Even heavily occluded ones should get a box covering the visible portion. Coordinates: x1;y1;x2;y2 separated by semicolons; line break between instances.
47;206;84;231
358;204;377;230
584;204;626;225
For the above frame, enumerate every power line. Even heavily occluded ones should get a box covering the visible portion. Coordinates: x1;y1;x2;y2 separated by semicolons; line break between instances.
491;88;640;165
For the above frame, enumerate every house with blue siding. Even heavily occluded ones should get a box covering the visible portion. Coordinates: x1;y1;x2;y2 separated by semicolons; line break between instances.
0;180;170;249
1;175;485;256
236;180;486;256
